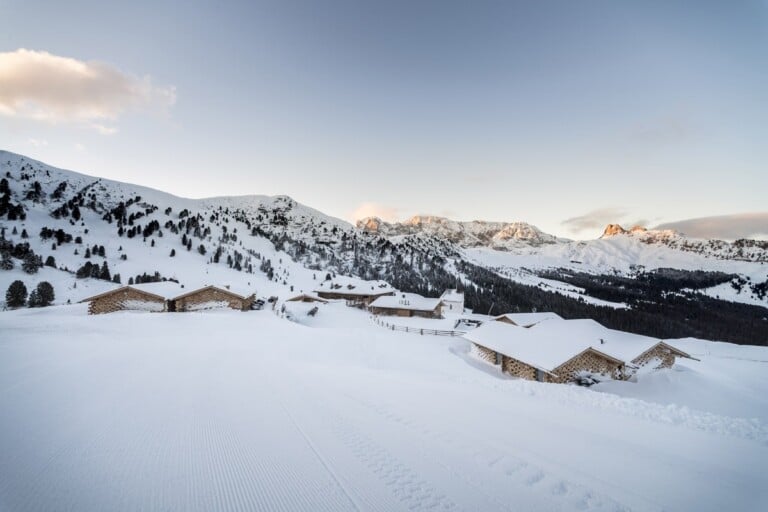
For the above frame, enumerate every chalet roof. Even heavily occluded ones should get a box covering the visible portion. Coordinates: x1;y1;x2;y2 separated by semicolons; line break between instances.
530;319;662;363
493;312;563;327
80;285;168;303
313;278;394;297
465;320;629;372
440;289;464;301
369;293;442;312
286;293;328;303
171;285;253;302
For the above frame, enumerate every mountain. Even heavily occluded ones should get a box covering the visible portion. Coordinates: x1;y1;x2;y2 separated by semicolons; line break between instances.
357;215;562;249
1;150;766;345
599;223;768;263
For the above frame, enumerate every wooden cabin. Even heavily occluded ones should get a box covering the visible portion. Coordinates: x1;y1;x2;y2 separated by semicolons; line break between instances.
631;341;693;370
171;285;255;312
313;279;395;307
81;286;167;315
465;318;693;384
368;293;443;319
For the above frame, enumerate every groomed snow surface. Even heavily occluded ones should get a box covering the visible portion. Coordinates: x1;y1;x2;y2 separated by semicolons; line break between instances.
2;304;767;511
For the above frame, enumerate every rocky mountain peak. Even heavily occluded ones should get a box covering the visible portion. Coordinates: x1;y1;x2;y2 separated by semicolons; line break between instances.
601;224;628;237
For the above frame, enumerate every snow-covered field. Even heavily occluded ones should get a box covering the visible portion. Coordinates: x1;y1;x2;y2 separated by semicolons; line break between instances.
2;304;767;511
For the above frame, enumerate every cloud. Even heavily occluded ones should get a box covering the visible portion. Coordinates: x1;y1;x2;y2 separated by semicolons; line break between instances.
349;202;400;222
561;207;629;234
628;116;691;145
654;212;768;240
27;138;48;147
0;48;176;133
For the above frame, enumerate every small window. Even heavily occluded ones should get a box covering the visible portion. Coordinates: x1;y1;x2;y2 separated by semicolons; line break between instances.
535;369;545;382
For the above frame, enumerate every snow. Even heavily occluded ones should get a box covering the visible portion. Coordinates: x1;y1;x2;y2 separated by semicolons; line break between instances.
369;292;442;312
440;289;464;302
1;305;767;511
493;311;563;327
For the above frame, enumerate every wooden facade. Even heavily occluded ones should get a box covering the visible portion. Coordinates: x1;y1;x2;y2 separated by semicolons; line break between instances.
172;286;255;312
471;342;625;384
632;342;692;370
368;304;443;319
82;286;167;315
315;290;394;305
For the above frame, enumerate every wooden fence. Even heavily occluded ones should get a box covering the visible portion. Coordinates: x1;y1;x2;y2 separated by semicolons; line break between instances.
372;317;467;337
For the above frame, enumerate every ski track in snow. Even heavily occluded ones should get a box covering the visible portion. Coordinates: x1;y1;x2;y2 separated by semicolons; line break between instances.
2;308;768;511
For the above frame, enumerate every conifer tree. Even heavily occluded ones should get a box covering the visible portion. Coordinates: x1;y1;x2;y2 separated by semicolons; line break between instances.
6;280;27;308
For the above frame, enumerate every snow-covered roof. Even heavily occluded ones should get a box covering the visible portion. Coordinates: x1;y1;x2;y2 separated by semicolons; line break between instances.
466;318;666;372
440;289;464;301
314;277;394;296
81;281;187;302
493;312;563;327
131;281;187;298
286;293;328;303
464;321;601;372
172;284;254;301
369;293;442;312
531;319;660;363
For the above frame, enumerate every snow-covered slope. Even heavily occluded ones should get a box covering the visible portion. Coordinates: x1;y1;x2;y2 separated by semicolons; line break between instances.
1;149;766;323
1;304;766;511
600;223;768;263
0;150;349;305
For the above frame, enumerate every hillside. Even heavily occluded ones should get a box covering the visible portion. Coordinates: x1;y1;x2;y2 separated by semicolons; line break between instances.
1;150;766;345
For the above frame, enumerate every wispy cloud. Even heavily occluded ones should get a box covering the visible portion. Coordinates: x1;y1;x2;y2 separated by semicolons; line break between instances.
26;138;48;147
0;48;176;134
628;115;691;145
655;212;768;240
349;202;400;222
561;207;629;234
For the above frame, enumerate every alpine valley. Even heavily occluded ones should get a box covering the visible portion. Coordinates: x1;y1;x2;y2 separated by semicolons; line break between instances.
1;150;766;345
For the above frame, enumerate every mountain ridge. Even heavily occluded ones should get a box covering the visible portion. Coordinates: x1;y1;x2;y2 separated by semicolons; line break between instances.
1;149;767;345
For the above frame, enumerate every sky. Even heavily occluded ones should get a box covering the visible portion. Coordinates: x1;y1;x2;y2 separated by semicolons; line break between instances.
1;0;766;239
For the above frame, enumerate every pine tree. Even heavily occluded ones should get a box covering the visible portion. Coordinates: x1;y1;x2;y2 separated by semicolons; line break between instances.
6;280;27;308
45;255;56;267
84;247;91;258
22;252;40;274
0;252;13;270
27;289;41;307
170;248;176;257
99;261;111;281
37;282;54;306
20;229;28;239
28;281;54;308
